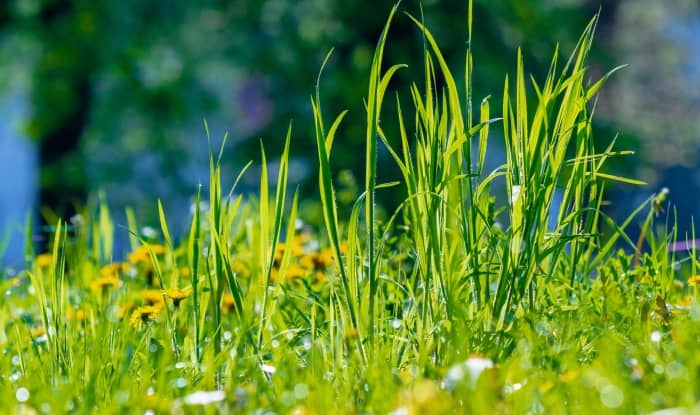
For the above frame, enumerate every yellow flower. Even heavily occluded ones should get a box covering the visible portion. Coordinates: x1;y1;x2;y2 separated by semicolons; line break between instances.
271;264;307;282
274;242;304;264
286;264;307;279
232;260;250;277
179;267;191;278
117;302;136;319
90;276;121;293
36;253;53;269
299;251;333;271
129;305;162;329
294;231;312;246
222;294;237;314
67;308;87;323
163;287;192;308
688;275;700;286
140;289;165;306
31;326;46;339
128;244;167;264
100;262;131;277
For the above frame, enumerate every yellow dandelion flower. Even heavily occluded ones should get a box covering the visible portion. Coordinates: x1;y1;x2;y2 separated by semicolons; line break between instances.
163;287;192;307
688;275;700;286
31;326;46;339
274;242;304;263
100;263;127;278
36;253;53;268
66;308;87;323
140;289;165;306
117;302;136;319
293;231;312;246
271;264;307;282
179;267;191;278
312;271;328;285
129;305;162;329
222;294;237;314
286;264;307;279
300;251;333;271
75;309;86;322
90;276;121;293
128;244;167;264
232;260;250;277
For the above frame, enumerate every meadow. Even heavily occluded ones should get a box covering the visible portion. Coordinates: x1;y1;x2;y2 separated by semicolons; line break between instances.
2;3;699;414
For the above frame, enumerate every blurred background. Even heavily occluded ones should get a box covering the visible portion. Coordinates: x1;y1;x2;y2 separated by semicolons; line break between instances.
1;0;699;264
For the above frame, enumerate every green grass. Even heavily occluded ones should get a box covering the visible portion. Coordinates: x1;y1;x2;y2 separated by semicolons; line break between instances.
2;2;700;414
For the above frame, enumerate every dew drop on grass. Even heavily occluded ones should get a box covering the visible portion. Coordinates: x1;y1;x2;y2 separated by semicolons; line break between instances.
15;387;29;402
391;319;401;329
223;331;232;341
271;339;280;348
175;377;187;388
302;335;312;350
11;355;20;366
650;331;662;343
599;385;624;409
149;343;158;353
10;371;20;382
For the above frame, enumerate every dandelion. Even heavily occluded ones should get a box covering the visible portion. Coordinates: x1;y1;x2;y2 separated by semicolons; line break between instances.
129;305;162;329
140;289;165;306
294;231;312;246
100;262;129;278
222;294;236;314
179;267;191;278
36;253;53;269
163;287;191;308
90;276;121;293
117;302;136;319
687;275;700;286
286;264;307;280
129;244;167;264
30;326;46;339
274;242;304;264
67;308;86;323
299;251;333;271
231;260;249;277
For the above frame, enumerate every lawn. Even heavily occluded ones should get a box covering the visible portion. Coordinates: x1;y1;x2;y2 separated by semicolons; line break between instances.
1;3;698;414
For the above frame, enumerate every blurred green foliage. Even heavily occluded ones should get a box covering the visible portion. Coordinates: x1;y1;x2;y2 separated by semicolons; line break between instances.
0;0;624;219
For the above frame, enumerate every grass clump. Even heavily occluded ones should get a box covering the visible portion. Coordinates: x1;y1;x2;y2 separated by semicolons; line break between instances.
2;2;699;414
